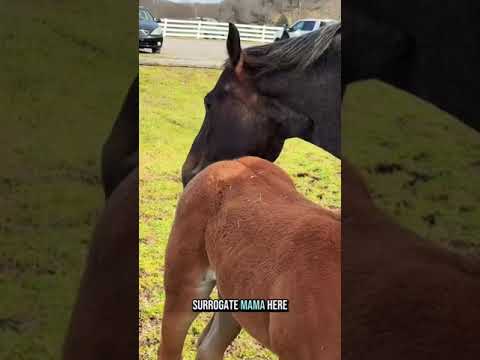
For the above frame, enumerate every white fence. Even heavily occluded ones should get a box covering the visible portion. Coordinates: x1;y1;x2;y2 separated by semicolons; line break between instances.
158;19;283;43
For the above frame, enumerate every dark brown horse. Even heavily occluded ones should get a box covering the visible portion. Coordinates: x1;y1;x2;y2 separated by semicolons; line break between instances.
63;75;139;358
182;22;341;186
101;75;139;198
159;157;340;360
342;0;480;131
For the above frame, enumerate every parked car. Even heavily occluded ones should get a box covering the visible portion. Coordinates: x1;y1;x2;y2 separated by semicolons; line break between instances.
274;18;338;41
139;6;163;53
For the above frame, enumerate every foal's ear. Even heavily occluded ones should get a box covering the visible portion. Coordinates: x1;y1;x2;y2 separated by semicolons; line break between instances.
227;23;244;77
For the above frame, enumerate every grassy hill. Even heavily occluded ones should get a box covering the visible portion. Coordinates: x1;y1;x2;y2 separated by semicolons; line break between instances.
1;1;136;358
343;81;480;256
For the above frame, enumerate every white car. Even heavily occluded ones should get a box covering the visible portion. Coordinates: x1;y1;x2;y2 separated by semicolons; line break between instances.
275;19;338;41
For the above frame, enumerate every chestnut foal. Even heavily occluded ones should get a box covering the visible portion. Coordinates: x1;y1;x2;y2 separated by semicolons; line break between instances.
342;161;480;359
158;156;340;360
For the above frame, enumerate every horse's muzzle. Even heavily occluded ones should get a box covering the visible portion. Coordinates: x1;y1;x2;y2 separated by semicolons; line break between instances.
181;156;207;188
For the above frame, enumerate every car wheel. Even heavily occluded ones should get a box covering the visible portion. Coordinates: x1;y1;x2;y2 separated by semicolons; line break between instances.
152;47;160;54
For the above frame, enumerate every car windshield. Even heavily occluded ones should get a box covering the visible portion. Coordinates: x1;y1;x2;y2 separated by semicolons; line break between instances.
303;21;316;31
291;21;304;31
139;8;154;22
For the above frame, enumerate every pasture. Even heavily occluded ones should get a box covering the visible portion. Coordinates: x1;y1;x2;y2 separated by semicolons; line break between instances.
343;81;480;256
139;66;340;359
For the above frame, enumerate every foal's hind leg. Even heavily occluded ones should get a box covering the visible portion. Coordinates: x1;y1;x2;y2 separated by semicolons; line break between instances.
158;271;215;360
196;312;241;360
157;215;215;359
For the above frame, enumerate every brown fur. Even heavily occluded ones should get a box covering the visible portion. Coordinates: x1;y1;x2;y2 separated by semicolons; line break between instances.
63;169;138;359
342;161;480;359
159;157;340;360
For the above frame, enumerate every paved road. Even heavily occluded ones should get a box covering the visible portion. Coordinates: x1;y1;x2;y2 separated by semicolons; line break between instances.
139;38;257;69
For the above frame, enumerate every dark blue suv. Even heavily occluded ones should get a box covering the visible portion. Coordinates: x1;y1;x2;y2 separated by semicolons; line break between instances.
139;6;163;53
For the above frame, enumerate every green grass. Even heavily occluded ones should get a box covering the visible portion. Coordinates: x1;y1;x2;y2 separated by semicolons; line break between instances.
343;80;480;255
139;66;340;360
0;1;136;359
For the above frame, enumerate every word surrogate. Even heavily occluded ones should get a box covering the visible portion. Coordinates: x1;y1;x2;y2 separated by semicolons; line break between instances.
192;299;289;312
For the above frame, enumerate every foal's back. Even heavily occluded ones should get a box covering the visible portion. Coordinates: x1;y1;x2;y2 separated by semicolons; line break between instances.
185;157;340;359
342;161;480;360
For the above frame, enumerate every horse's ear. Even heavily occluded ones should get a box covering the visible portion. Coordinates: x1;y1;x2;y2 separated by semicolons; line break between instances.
227;23;244;77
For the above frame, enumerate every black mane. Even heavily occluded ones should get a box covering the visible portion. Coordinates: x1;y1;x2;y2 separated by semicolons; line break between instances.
237;22;341;77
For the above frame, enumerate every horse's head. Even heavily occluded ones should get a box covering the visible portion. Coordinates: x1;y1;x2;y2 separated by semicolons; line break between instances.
182;24;292;186
182;23;336;186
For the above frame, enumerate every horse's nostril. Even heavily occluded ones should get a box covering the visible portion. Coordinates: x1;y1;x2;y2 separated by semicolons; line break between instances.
182;151;210;187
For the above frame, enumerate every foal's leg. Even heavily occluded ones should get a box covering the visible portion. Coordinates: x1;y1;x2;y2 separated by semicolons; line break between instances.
158;271;215;360
196;312;214;347
196;312;241;360
158;169;224;360
157;211;215;359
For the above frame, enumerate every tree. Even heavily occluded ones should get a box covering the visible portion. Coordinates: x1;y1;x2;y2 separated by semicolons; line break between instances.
276;13;289;26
